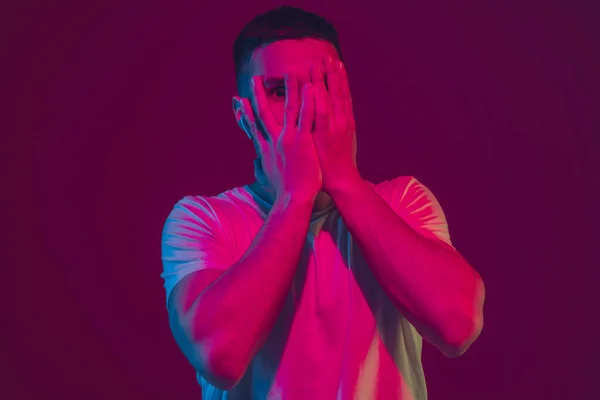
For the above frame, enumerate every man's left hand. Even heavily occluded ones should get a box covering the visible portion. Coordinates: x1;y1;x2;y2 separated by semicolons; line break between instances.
311;56;360;194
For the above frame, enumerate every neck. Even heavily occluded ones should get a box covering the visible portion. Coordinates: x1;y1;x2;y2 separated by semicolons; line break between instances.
313;191;333;212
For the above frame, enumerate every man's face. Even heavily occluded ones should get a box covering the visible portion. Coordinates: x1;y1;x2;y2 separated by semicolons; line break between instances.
245;38;341;128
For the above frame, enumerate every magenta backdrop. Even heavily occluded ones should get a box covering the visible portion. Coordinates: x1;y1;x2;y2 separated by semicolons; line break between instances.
4;0;600;399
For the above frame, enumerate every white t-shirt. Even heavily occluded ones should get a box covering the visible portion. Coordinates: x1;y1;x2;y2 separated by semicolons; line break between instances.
161;176;453;400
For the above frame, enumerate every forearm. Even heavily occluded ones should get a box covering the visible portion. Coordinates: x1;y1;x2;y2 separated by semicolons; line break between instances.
183;192;314;383
329;176;484;356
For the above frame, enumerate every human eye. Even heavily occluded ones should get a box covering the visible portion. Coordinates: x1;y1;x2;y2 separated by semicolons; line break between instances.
268;86;286;99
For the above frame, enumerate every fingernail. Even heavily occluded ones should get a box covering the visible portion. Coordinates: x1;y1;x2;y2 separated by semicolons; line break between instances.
338;60;344;70
251;77;256;87
328;55;334;64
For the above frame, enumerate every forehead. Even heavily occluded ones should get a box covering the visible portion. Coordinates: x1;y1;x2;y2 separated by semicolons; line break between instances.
249;38;339;77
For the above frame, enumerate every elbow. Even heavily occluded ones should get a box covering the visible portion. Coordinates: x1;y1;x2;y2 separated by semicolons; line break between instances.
196;340;248;390
440;314;483;358
180;317;248;390
173;297;247;390
182;321;246;390
441;279;485;358
192;344;247;390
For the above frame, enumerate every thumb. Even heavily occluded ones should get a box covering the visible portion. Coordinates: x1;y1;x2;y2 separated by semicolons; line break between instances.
241;98;269;157
253;158;268;186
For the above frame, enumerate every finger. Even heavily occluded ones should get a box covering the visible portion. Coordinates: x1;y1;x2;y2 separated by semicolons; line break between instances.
283;73;300;129
297;83;315;134
339;63;354;116
324;56;344;122
240;97;269;157
310;64;331;134
250;75;278;136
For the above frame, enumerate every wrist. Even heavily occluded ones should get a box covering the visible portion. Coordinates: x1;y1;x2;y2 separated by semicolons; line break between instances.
275;190;316;210
323;170;363;197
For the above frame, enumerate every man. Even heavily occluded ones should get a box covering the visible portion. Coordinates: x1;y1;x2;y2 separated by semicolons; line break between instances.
161;6;485;399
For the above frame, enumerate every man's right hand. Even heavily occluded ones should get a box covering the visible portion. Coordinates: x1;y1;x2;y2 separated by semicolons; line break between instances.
240;73;322;203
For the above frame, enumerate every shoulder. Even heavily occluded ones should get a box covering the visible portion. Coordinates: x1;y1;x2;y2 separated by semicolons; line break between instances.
369;176;452;245
376;176;452;246
368;175;433;208
164;186;255;227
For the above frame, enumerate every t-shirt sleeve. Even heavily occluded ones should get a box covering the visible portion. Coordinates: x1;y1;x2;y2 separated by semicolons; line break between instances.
160;196;235;308
388;176;454;248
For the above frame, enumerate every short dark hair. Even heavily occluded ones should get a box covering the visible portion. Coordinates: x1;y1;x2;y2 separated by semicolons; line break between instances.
233;6;343;94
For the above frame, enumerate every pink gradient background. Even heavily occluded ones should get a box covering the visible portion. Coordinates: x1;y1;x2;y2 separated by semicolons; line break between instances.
4;0;599;399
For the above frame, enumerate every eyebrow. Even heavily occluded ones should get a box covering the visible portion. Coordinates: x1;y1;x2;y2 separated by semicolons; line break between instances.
263;77;285;87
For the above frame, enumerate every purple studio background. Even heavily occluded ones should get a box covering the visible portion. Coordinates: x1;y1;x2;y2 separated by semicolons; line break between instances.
3;0;599;399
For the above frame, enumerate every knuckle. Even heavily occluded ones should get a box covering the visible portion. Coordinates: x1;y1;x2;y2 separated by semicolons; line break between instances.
245;111;256;125
249;122;260;136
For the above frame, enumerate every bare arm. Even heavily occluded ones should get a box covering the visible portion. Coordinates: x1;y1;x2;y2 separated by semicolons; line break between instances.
168;193;314;389
328;176;485;358
167;73;320;390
